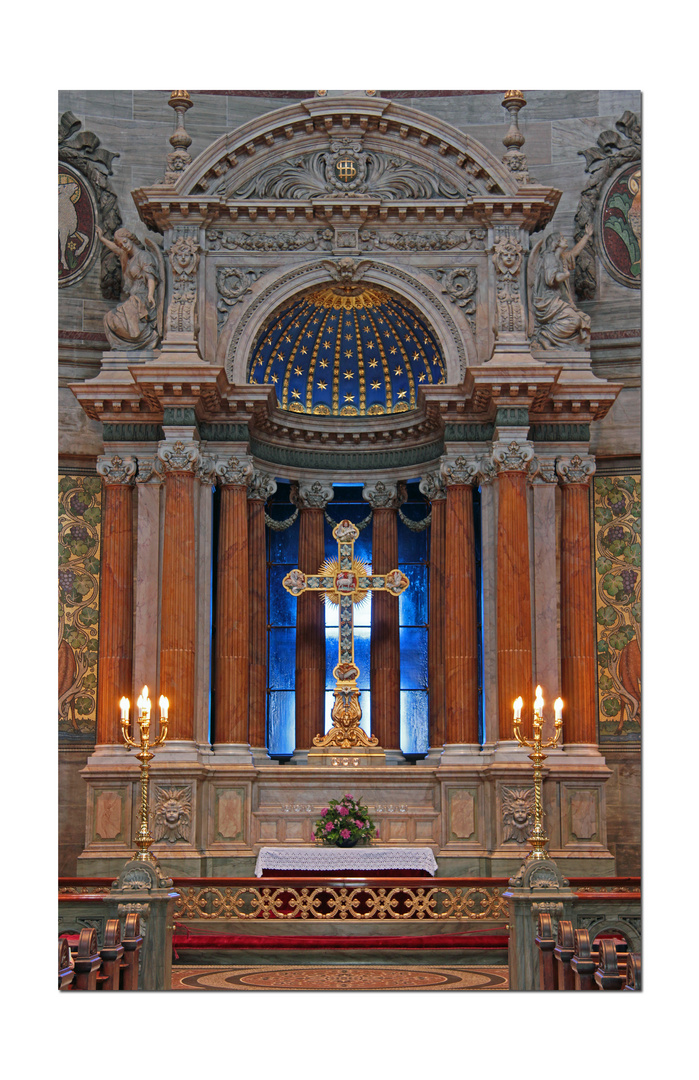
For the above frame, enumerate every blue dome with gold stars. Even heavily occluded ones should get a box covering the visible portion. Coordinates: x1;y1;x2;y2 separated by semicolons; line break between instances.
247;285;445;417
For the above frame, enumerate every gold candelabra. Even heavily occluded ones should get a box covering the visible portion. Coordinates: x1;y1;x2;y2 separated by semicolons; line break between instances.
513;686;563;861
119;687;169;863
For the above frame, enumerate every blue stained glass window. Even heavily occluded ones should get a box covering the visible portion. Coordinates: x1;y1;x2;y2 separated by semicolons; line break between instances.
399;563;428;625
269;629;297;689
400;691;429;754
399;627;429;688
269;568;300;625
268;691;295;757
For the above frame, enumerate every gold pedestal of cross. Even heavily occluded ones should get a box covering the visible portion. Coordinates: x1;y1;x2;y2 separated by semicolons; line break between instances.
283;519;409;767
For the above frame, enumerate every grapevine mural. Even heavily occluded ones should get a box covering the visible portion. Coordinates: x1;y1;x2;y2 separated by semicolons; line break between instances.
593;475;641;745
58;475;101;739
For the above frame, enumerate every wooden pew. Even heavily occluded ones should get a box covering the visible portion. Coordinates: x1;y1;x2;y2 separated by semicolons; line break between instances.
99;919;124;990
624;952;641;991
72;928;102;990
570;928;597;990
58;937;74;991
554;919;575;990
120;913;143;990
535;913;556;990
594;938;626;990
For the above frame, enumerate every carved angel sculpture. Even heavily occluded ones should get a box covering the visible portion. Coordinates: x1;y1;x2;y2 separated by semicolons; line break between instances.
96;226;164;350
528;224;593;349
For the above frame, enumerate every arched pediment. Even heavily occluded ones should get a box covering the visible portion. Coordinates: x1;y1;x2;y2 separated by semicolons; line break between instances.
172;96;520;202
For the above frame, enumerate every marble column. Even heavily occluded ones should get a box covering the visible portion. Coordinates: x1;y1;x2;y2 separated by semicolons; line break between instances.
213;456;254;747
157;439;199;741
494;440;535;739
419;473;446;749
95;454;137;744
247;472;277;752
440;457;480;748
557;455;597;747
293;480;334;750
133;457;163;714
363;480;406;751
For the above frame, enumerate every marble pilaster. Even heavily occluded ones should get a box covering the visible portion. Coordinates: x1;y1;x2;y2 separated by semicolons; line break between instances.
557;455;598;748
363;480;406;751
213;456;254;754
95;455;137;744
247;471;277;755
133;459;163;713
292;480;334;750
528;456;560;742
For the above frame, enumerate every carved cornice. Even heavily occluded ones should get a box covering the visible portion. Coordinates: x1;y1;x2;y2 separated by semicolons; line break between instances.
96;454;137;486
362;479;407;509
291;479;334;509
493;440;534;473
247;471;278;502
215;454;254;486
419;471;446;501
556;454;596;485
157;440;200;474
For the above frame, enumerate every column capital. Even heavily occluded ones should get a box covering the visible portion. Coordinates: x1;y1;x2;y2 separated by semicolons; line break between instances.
419;471;446;501
362;479;406;510
556;454;596;485
528;455;559;485
135;455;165;485
157;439;200;474
247;470;278;502
215;454;254;487
291;479;335;510
440;454;478;487
96;454;137;486
493;439;534;473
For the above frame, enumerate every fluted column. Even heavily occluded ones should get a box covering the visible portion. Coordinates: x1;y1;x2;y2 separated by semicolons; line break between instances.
158;439;199;741
247;471;277;750
494;440;535;739
364;480;405;750
419;473;446;749
440;457;480;747
528;456;560;742
213;456;254;746
557;455;597;746
95;455;137;744
293;480;334;749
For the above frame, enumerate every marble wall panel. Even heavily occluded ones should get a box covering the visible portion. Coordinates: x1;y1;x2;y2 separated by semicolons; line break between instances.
226;95;301;130
82;299;113;334
403;92;509;127
599;91;641;116
589;389;641;458
59;297;84;330
58;750;90;875
593;474;641;746
58;390;104;457
514;90;600;122
603;751;640;875
458;121;552;167
133;90;228;129
59;474;102;739
59;90;134;120
550;116;633;164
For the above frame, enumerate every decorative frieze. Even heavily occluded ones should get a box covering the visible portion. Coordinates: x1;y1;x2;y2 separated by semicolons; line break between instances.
96;454;137;486
359;228;487;252
207;228;333;252
362;479;407;510
556;454;596;485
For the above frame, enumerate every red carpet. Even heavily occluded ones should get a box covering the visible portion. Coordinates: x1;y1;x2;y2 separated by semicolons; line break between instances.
172;925;508;953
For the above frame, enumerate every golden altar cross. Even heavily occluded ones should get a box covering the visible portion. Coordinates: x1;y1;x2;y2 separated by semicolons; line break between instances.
283;519;409;753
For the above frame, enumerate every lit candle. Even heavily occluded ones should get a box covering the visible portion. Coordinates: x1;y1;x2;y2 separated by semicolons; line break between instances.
534;685;544;716
120;697;130;722
554;697;563;722
513;696;523;720
159;695;169;720
137;685;151;720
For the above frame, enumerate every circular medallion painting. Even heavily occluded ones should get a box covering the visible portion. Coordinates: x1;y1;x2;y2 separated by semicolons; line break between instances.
58;163;99;287
599;164;641;289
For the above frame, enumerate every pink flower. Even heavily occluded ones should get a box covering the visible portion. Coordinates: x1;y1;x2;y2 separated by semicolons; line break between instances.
375;828;379;837
340;829;351;840
325;822;333;831
344;795;352;801
321;808;329;816
338;805;349;816
355;820;364;827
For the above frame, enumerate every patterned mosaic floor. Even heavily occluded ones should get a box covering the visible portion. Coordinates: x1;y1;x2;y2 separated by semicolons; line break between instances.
172;963;508;991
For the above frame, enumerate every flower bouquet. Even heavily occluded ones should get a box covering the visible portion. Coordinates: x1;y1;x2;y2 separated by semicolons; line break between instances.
313;794;378;847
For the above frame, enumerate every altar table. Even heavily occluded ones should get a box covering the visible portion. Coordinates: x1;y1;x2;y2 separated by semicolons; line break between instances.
254;846;438;878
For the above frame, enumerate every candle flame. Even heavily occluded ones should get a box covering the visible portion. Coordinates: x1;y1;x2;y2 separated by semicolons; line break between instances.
159;695;169;719
513;696;523;719
119;696;129;720
534;685;544;710
554;697;563;720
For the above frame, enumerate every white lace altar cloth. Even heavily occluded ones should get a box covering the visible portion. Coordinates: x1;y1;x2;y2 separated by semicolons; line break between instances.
254;846;438;877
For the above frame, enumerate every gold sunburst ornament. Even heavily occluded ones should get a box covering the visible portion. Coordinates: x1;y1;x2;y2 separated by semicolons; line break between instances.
318;555;372;608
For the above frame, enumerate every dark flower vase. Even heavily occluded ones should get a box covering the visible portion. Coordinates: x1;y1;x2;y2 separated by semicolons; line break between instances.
336;838;358;848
